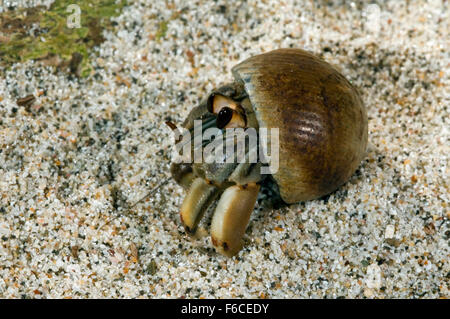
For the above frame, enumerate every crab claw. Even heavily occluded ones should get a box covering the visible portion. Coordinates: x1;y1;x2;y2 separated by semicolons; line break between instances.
180;177;218;234
211;183;260;257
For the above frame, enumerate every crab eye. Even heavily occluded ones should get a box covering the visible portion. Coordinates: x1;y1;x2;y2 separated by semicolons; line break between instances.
216;106;246;129
216;107;233;129
207;94;239;114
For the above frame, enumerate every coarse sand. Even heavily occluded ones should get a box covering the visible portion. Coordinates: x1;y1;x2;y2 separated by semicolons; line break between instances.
0;0;448;298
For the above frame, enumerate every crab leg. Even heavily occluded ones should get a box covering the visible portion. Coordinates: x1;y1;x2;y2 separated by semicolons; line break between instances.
180;177;219;234
211;183;260;257
170;163;195;190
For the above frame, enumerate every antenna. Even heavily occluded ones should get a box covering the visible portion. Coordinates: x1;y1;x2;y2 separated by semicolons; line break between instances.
128;177;171;208
127;117;214;209
127;121;182;209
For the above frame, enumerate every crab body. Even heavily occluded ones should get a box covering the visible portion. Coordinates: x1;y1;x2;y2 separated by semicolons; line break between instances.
170;49;368;257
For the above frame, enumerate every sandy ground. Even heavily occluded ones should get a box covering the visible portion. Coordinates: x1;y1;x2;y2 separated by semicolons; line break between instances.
0;0;448;298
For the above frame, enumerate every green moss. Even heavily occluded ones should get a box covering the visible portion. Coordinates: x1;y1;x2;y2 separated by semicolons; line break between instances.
155;20;168;41
0;0;127;76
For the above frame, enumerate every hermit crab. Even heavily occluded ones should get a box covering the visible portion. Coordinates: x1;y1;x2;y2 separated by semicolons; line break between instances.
168;49;368;257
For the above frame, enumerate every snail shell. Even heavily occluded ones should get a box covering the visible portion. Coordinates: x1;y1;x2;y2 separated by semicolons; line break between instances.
231;48;368;203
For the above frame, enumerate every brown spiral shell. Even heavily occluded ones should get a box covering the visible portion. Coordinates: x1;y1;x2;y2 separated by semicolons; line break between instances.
232;48;368;203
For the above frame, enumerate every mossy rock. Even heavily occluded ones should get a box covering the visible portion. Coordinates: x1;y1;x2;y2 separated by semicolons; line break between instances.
0;0;127;77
